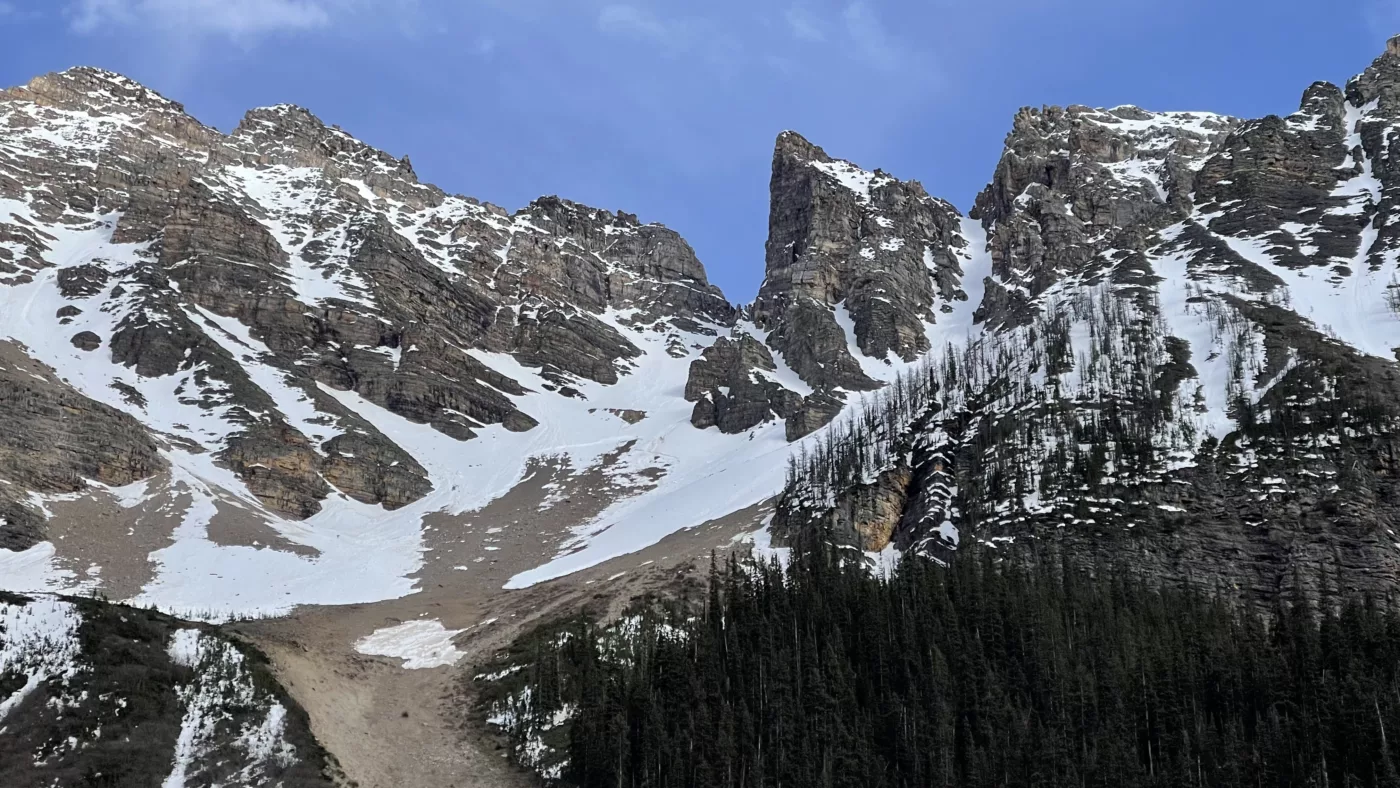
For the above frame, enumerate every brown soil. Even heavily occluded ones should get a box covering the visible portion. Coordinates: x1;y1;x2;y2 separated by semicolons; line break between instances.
43;482;185;599
230;454;773;788
206;504;320;557
42;474;308;600
25;414;772;787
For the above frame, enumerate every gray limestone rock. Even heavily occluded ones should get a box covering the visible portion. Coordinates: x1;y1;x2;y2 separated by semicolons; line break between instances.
970;104;1238;328
0;65;748;538
685;335;804;433
774;39;1400;608
69;331;101;351
682;130;977;440
754;131;968;386
0;347;164;549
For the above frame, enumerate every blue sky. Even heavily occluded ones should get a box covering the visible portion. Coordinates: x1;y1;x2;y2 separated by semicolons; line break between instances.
1;1;1398;302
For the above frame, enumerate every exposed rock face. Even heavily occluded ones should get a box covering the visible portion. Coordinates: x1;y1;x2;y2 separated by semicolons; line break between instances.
754;132;970;375
68;331;100;351
0;67;988;557
0;66;750;542
685;131;980;438
777;40;1400;606
970;104;1238;327
0;344;164;549
16;41;1400;614
0;67;221;252
684;335;803;434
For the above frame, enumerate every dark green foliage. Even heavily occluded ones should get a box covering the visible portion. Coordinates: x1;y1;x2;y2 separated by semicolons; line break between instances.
486;545;1400;788
0;594;338;788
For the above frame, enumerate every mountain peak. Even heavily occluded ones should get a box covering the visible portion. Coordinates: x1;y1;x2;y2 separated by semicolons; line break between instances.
2;66;187;116
774;130;832;164
520;194;644;230
240;102;321;124
233;102;416;179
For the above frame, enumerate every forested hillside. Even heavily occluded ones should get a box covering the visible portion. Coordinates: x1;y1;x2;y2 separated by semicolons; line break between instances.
773;41;1400;606
476;540;1400;788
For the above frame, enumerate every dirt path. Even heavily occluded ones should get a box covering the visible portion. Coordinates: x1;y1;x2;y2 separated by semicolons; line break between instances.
233;458;772;788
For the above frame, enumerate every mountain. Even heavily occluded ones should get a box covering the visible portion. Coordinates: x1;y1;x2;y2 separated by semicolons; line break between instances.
0;66;917;614
684;131;980;440
9;35;1400;787
0;65;965;785
777;37;1400;605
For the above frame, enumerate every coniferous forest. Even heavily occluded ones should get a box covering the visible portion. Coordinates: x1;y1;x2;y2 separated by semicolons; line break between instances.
478;540;1400;788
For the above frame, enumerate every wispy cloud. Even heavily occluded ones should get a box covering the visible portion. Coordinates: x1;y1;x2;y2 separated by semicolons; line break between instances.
0;0;43;20
841;2;911;74
67;0;384;40
595;3;742;71
784;5;825;42
597;4;669;41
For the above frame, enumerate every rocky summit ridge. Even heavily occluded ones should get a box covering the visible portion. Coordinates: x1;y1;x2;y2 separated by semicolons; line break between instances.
8;39;1400;616
778;36;1400;606
0;65;953;613
13;36;1400;788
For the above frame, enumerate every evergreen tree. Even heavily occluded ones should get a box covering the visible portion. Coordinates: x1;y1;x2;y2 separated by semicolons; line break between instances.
483;542;1400;788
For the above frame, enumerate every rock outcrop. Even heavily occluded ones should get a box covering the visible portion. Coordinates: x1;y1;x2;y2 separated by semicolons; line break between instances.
0;344;164;549
0;66;751;543
685;131;981;439
970;104;1237;327
754;131;970;375
776;39;1400;607
684;335;804;434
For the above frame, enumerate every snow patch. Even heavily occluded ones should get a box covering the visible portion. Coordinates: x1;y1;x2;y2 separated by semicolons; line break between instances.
354;619;464;669
0;597;83;723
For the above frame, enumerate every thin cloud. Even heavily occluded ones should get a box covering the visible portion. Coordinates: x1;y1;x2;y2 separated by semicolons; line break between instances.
596;4;669;42
841;2;907;73
595;3;743;71
0;1;42;20
67;0;375;39
784;5;825;42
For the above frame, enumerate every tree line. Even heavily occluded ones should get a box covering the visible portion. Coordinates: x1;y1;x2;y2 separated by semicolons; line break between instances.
482;539;1400;788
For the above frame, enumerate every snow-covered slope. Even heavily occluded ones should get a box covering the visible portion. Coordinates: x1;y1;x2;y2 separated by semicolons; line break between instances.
11;38;1400;620
0;67;953;618
777;40;1400;604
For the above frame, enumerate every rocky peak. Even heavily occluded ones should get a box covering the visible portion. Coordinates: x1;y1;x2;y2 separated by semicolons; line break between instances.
1346;38;1400;110
772;129;831;164
1189;42;1400;273
971;102;1238;327
775;34;1400;608
517;195;640;234
0;65;748;548
231;103;419;184
0;67;222;247
683;130;979;441
0;66;188;116
0;65;218;154
1298;81;1348;123
490;194;734;334
974;104;1236;225
753;130;969;383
